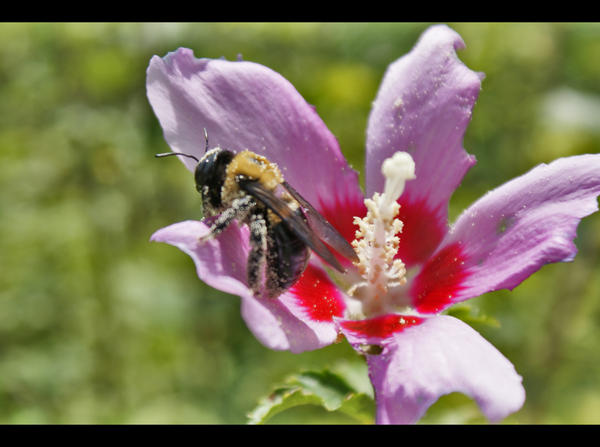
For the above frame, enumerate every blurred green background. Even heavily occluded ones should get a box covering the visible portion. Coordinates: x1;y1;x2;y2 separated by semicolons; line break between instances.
1;22;599;424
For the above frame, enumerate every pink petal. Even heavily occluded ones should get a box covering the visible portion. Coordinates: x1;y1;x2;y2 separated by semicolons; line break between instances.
340;315;525;424
240;262;348;353
151;222;343;353
365;25;482;266
395;196;446;268
339;314;424;346
315;190;367;269
151;219;249;297
146;48;363;218
411;154;600;313
283;263;346;323
249;263;346;353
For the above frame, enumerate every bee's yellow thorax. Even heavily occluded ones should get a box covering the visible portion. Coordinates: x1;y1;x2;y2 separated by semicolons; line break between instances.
227;150;283;190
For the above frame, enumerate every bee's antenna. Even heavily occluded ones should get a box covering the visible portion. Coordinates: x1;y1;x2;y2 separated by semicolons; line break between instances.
203;128;209;154
155;152;199;163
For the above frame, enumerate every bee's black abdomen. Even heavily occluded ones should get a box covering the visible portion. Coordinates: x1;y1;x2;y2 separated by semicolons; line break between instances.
265;209;310;296
194;149;235;209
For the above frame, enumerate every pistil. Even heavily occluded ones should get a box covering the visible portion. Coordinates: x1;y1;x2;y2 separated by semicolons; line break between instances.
348;152;415;316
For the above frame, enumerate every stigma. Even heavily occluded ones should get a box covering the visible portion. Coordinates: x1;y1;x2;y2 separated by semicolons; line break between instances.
348;152;416;316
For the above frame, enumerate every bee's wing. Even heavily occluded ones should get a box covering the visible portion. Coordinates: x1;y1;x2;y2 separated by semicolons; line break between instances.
240;181;346;272
282;181;359;264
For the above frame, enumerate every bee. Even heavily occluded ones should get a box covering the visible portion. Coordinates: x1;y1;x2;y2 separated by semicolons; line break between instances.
156;131;358;299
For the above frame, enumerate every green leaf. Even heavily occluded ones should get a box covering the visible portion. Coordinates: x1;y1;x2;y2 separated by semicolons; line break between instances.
247;369;375;424
446;303;500;328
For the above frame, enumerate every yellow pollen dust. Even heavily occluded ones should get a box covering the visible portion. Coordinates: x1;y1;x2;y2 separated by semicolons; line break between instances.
348;151;416;316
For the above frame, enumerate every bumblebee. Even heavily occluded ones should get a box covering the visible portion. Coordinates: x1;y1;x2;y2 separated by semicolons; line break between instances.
157;133;358;298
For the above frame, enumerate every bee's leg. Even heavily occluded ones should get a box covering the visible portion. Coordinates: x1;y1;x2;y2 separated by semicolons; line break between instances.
199;195;255;242
247;213;267;297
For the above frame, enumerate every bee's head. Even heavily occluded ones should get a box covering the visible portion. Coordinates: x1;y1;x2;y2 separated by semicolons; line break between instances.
193;147;235;198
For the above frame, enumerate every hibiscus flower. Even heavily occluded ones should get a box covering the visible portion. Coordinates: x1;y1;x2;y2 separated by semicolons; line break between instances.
146;25;600;424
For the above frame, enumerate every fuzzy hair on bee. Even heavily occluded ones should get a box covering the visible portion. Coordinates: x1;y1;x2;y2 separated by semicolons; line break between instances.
156;131;358;299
